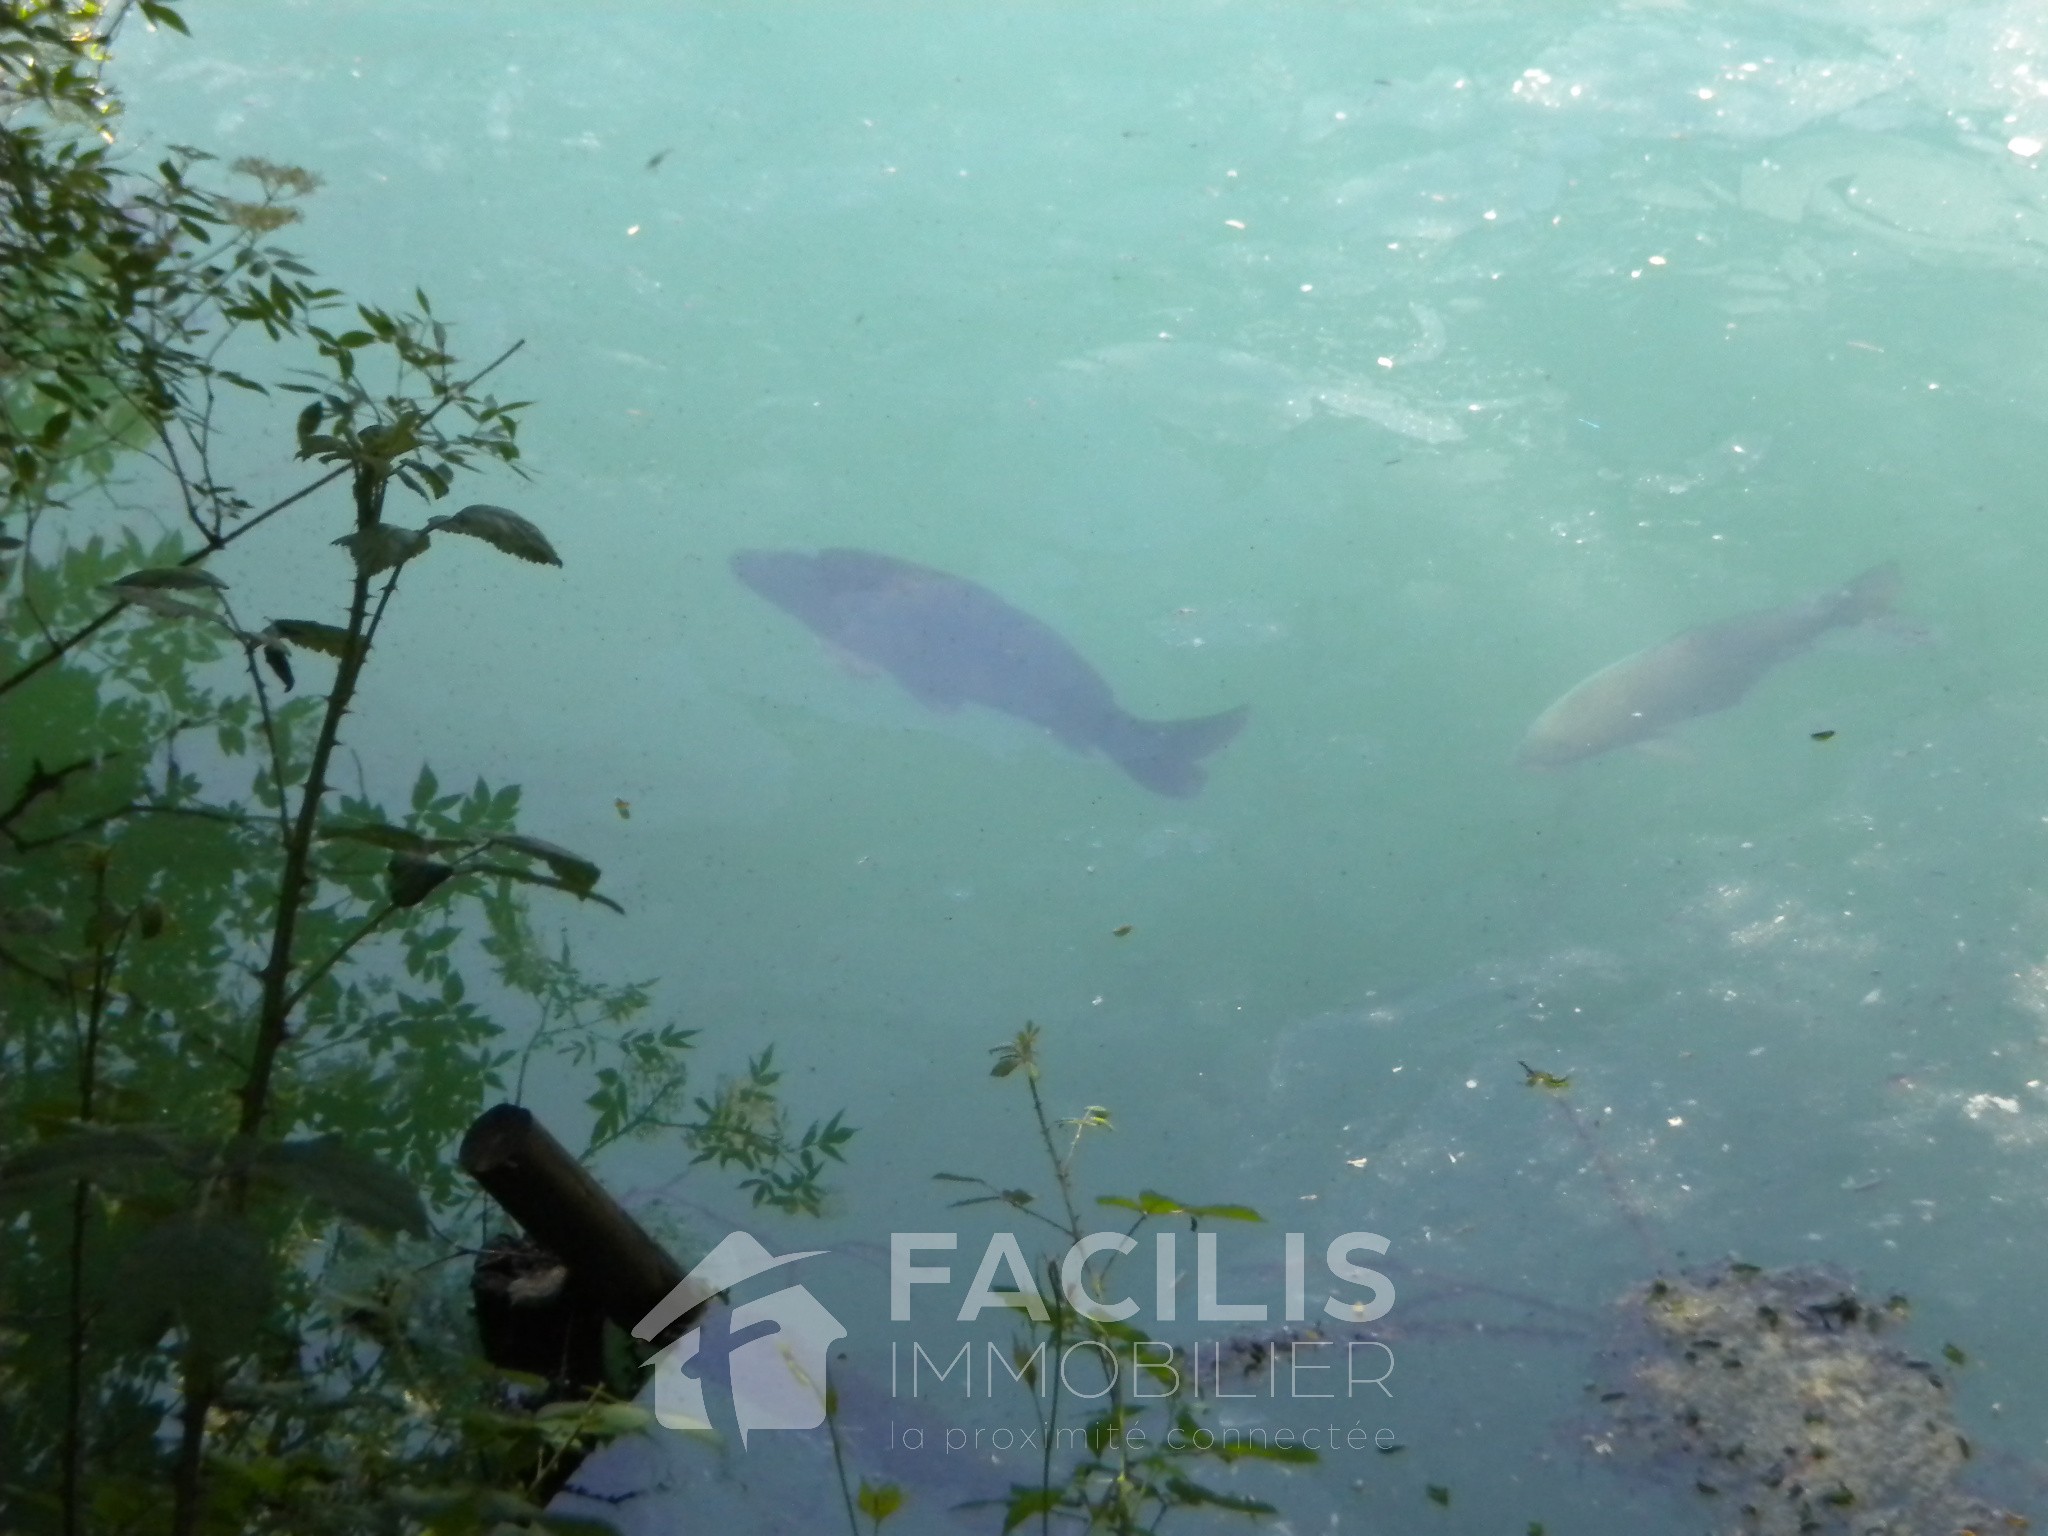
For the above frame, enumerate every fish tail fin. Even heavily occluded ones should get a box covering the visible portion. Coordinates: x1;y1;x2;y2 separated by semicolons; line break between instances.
1106;705;1249;797
1830;562;1901;625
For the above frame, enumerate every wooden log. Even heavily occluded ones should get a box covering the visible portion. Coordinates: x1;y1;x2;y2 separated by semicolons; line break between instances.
469;1232;610;1387
458;1102;697;1343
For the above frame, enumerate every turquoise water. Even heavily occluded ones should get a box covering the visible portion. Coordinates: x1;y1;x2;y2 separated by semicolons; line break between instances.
119;3;2048;1528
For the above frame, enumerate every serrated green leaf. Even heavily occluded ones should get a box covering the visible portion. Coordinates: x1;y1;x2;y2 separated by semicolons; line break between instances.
109;565;226;593
110;588;233;626
1127;1194;1192;1215
319;821;444;854
1096;1190;1263;1222
0;1126;195;1200
107;1212;272;1359
473;861;626;914
1210;1439;1318;1465
140;3;191;36
1163;1476;1277;1513
426;503;562;566
243;1136;428;1236
265;619;361;662
488;834;599;894
1003;1486;1066;1533
333;524;429;577
1186;1201;1263;1222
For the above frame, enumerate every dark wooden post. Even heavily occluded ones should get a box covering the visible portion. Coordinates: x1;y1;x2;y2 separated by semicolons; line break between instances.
458;1102;700;1343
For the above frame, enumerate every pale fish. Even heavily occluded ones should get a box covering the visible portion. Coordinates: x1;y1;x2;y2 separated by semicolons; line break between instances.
1517;564;1899;768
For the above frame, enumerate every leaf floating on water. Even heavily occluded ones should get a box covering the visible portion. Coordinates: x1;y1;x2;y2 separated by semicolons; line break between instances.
615;798;632;819
1097;1190;1262;1222
1112;924;1133;937
1520;1060;1570;1089
1811;729;1837;741
333;524;430;577
1942;1342;1967;1366
856;1481;904;1524
425;503;562;566
1426;1485;1450;1507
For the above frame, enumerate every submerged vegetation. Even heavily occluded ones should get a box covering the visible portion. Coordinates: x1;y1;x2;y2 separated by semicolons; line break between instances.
0;4;843;1532
1596;1262;2022;1536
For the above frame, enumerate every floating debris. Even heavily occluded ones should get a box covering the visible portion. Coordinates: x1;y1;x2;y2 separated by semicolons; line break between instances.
1520;1060;1571;1090
1594;1262;2025;1535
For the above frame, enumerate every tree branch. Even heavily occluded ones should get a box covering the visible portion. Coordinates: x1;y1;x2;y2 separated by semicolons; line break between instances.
0;337;525;702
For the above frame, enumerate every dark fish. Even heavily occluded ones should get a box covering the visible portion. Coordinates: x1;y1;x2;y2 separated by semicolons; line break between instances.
732;547;1247;796
1517;563;1900;768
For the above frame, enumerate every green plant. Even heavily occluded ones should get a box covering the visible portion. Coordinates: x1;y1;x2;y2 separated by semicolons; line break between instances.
838;1025;1307;1536
0;6;847;1533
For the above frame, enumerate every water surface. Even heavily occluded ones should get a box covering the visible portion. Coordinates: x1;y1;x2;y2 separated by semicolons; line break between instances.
118;3;2048;1526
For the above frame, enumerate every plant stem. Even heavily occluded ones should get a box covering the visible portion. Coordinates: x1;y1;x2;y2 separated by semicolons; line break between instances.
238;461;384;1141
62;865;128;1536
826;1399;862;1536
279;898;400;1019
169;1354;211;1536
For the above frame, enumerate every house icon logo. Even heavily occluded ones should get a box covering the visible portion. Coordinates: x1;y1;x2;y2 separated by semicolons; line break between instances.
633;1231;845;1447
